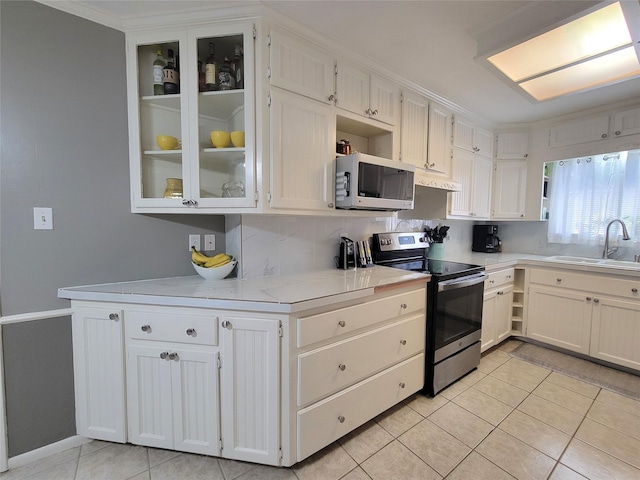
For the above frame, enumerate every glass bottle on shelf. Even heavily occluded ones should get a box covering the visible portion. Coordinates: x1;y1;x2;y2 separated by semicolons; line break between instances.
198;59;205;92
218;56;235;90
205;42;218;91
163;48;179;95
233;45;243;89
153;48;165;95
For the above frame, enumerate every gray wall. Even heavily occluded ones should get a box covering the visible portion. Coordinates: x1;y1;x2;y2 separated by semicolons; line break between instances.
1;1;225;457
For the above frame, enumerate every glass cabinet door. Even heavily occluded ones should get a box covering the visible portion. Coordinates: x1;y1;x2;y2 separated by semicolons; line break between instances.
188;23;255;208
128;30;191;208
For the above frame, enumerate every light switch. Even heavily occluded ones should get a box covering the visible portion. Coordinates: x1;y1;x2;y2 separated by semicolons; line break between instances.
34;207;53;230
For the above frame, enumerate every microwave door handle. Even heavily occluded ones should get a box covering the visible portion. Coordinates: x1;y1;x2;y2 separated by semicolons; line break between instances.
438;273;487;292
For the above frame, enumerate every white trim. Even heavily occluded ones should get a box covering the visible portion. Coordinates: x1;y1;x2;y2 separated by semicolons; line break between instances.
0;308;74;325
7;436;91;471
0;327;7;472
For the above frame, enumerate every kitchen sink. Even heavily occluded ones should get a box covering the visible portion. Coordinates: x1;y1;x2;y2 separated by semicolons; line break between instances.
545;255;640;270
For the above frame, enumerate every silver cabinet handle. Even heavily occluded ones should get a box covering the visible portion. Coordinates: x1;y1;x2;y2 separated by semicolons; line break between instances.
372;109;378;115
338;416;345;423
182;199;191;206
632;288;638;293
615;130;621;136
108;313;119;321
221;320;231;329
556;278;562;283
168;352;178;361
338;320;346;327
594;298;600;304
328;203;334;208
328;94;335;102
601;133;608;138
399;382;406;389
186;328;196;336
365;108;372;115
400;303;407;309
400;339;407;345
338;364;346;371
141;325;151;332
160;352;169;359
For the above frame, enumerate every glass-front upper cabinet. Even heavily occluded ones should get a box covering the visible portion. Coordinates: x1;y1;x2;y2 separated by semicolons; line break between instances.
126;23;255;212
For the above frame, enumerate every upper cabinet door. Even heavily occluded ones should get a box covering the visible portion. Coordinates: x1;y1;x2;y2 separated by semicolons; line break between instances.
496;132;529;160
400;90;428;169
335;62;370;117
474;127;494;158
452;116;475;152
492;160;527;219
268;29;335;104
612;107;640;138
370;74;400;126
549;114;610;147
427;102;452;175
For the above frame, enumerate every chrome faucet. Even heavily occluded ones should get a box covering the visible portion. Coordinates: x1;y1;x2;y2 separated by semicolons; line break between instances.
602;219;631;259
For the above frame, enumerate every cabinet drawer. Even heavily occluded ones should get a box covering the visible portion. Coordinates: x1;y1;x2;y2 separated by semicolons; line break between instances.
530;269;640;300
297;288;425;348
298;314;425;406
126;308;217;346
485;268;514;290
297;354;424;462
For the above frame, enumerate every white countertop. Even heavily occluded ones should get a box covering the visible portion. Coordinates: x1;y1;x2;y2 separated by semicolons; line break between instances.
58;266;430;314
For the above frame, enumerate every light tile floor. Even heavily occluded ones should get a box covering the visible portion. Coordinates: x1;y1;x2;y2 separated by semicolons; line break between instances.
3;340;640;480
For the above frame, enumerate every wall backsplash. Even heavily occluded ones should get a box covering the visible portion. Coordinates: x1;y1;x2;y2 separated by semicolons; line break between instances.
228;216;637;279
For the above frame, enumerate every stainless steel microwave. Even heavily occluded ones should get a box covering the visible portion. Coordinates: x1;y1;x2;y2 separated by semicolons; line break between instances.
335;153;415;211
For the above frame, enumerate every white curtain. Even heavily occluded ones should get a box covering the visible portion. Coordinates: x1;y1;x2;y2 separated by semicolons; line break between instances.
547;150;640;246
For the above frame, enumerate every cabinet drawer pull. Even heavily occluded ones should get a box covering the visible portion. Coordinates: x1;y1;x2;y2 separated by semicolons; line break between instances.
399;382;406;389
400;339;407;345
586;297;592;301
221;320;231;329
141;324;151;332
168;352;178;361
338;415;345;423
186;328;196;336
400;303;407;309
338;364;346;371
108;313;119;321
556;278;562;283
593;298;600;304
338;320;346;327
160;351;169;359
632;288;638;293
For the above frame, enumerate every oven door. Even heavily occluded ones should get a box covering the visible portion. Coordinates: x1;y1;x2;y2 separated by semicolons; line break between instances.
432;273;486;358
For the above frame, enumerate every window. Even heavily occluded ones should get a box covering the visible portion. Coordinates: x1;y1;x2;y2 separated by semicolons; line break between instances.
547;149;640;246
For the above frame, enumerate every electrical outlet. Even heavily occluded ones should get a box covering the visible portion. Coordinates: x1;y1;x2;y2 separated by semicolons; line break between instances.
189;234;201;252
204;234;216;251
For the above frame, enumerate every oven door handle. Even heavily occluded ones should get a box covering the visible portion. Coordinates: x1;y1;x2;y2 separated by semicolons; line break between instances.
438;273;487;292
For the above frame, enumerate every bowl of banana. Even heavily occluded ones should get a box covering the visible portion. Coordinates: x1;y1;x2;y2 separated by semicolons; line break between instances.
191;247;237;280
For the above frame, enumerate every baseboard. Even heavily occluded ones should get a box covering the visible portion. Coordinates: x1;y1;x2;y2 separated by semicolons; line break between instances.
7;435;92;471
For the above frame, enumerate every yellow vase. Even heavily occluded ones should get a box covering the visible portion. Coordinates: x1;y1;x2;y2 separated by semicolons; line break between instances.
163;178;183;198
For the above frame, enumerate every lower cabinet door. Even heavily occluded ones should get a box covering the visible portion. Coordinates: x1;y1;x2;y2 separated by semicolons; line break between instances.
481;290;498;352
297;354;424;462
590;296;640;370
72;306;126;443
496;285;514;343
527;285;592;354
126;343;175;450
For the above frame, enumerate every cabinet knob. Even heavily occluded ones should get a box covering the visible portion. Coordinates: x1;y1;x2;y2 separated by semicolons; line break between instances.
328;203;334;208
160;351;169;359
593;298;600;304
338;415;345;423
338;364;346;371
556;278;562;283
601;133;608;138
141;324;151;332
400;303;407;309
586;297;592;301
400;339;407;345
338;320;346;327
168;352;178;361
428;162;435;168
632;288;638;293
221;320;231;329
182;199;191;206
108;313;119;321
328;94;335;102
186;328;196;336
365;108;372;115
524;153;528;157
615;130;621;136
372;109;378;116
399;382;406;389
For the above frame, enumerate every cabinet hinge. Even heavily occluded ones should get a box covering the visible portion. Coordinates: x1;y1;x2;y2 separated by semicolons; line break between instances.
267;191;272;202
267;93;272;106
219;438;223;451
267;34;272;46
279;447;283;460
400;91;404;103
334;63;338;76
278;321;283;337
267;67;272;79
254;191;259;204
253;25;257;40
216;352;222;369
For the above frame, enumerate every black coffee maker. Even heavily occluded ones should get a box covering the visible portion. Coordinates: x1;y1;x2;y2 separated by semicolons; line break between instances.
472;225;501;253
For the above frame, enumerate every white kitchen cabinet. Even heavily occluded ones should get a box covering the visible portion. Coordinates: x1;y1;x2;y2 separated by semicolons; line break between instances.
219;315;281;465
448;148;492;219
427;101;452;176
125;308;220;455
268;89;335;211
590;296;640;370
612;107;640;138
126;22;256;213
72;305;126;443
268;28;335;104
481;268;514;352
399;90;429;170
336;62;399;126
492;160;527;219
452;116;494;158
496;131;529;159
548;114;610;148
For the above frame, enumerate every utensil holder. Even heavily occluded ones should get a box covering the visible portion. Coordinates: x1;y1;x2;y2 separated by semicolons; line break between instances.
429;243;445;259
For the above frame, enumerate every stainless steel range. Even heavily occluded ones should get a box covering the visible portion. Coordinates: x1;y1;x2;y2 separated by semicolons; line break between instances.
372;232;487;396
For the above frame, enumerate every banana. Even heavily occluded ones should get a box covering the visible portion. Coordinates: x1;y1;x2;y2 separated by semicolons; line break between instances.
204;254;231;268
191;246;210;266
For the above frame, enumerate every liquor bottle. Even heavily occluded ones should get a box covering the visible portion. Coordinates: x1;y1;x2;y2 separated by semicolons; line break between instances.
153;48;165;95
198;59;205;92
163;48;179;95
233;44;244;89
218;56;235;90
205;42;217;91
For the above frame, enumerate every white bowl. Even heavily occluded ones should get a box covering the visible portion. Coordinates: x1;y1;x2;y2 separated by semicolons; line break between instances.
192;260;237;280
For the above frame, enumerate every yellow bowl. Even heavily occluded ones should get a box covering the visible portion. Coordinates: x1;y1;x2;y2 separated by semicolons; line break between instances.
230;131;245;148
210;131;231;148
157;135;179;150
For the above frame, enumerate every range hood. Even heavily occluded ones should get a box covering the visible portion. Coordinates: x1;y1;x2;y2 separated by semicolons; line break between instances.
414;170;462;192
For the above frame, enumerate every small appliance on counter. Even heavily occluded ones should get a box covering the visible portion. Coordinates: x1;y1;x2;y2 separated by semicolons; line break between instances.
337;237;374;269
472;224;501;253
